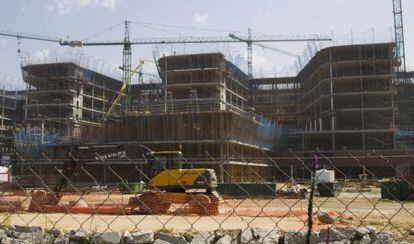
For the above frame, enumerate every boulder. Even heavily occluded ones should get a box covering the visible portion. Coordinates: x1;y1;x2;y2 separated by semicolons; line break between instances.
317;211;335;224
372;232;394;244
38;234;54;244
123;231;154;244
189;232;216;244
215;235;234;244
54;237;69;244
10;225;43;234
355;226;376;239
319;228;347;242
48;229;64;238
284;231;318;244
353;234;371;244
154;232;187;244
153;240;170;244
1;236;32;244
240;228;280;244
333;227;357;240
92;231;122;244
184;233;196;242
68;230;90;244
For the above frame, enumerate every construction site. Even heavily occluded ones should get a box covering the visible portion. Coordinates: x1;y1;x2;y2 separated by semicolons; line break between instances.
0;0;413;243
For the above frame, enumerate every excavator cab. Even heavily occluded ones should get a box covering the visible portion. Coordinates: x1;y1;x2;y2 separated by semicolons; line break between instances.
152;151;185;168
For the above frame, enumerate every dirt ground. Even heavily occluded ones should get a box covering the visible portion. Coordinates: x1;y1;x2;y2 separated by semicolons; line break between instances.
1;187;413;242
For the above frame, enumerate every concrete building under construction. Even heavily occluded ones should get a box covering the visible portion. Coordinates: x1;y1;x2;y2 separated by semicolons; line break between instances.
8;42;414;184
21;62;123;143
102;53;282;182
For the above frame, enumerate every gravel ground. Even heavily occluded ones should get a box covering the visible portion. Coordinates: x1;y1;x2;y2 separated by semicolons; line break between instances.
1;187;413;242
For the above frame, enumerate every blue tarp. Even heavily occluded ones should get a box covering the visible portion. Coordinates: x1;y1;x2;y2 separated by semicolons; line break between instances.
396;130;414;140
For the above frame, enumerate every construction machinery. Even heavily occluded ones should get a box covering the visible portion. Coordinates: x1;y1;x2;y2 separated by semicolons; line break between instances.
28;144;220;215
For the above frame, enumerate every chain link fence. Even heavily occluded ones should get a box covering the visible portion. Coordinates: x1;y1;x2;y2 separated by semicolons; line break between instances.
0;147;413;243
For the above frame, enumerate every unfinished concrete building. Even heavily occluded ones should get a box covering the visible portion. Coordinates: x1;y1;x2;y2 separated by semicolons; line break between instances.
100;53;282;182
250;77;300;129
395;71;414;148
21;62;123;143
0;87;23;153
293;43;396;152
12;43;414;184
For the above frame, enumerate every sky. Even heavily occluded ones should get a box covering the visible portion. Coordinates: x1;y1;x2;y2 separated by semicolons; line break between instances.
0;0;413;87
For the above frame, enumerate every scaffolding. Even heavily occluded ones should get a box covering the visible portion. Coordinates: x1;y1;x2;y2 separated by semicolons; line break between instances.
18;57;124;155
98;53;284;182
292;43;396;152
0;77;25;154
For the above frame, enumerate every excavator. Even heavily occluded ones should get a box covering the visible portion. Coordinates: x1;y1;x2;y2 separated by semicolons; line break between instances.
28;144;221;215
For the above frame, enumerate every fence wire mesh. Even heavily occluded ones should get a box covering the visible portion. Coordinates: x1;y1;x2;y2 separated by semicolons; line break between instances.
0;147;413;243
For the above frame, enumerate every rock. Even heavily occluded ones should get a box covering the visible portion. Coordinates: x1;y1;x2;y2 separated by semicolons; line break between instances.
54;237;69;244
355;226;376;239
215;235;233;244
184;233;196;242
48;229;64;238
123;231;154;244
284;231;318;244
154;232;187;244
1;234;53;244
39;234;54;244
240;228;280;244
372;232;394;244
317;211;335;224
353;234;371;244
1;236;32;244
333;227;357;240
8;225;45;241
68;230;90;244
409;228;414;236
319;228;347;242
10;225;43;234
92;231;122;244
6;226;52;244
214;230;240;240
189;232;216;244
0;228;8;239
319;241;350;244
153;240;170;244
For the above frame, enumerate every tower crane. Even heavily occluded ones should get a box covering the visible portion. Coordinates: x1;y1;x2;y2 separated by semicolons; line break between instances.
1;24;332;107
60;22;331;79
0;29;60;54
60;22;331;106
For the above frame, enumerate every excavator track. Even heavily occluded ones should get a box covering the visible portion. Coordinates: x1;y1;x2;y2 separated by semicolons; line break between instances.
28;191;63;212
129;191;221;215
130;192;172;214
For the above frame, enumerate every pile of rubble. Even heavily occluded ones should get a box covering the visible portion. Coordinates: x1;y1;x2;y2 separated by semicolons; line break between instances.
0;224;403;243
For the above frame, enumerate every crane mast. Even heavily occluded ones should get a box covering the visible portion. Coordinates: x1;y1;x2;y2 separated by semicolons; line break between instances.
392;0;407;84
122;21;132;108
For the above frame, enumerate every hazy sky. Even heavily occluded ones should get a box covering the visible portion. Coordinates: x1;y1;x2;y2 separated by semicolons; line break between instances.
0;0;413;87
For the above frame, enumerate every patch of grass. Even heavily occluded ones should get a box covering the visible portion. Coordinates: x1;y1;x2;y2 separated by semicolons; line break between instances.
156;227;174;234
1;213;12;228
